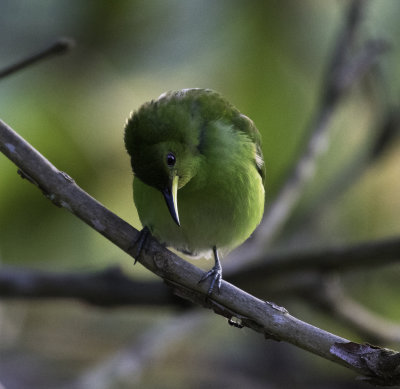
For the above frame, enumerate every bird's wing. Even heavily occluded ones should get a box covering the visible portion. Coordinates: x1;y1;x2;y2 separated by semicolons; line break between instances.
232;111;266;185
188;89;266;184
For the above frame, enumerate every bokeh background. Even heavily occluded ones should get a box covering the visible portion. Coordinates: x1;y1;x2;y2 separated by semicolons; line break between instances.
1;1;400;388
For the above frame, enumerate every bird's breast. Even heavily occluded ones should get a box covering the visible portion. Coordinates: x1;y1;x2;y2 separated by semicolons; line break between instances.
133;162;264;256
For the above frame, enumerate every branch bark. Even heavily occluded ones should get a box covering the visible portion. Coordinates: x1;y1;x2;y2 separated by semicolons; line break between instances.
1;118;400;385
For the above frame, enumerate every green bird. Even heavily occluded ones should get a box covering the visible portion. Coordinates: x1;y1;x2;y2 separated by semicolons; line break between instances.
124;88;265;294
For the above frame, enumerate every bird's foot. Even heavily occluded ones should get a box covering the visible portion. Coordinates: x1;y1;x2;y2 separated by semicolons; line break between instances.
199;261;222;295
131;226;150;264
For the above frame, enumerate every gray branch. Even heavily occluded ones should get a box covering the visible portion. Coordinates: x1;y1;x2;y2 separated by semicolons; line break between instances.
1;117;400;385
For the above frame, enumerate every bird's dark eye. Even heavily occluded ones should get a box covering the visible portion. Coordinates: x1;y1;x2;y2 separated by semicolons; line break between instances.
166;152;176;166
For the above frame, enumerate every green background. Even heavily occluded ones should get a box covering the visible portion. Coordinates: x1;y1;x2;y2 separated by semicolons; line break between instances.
1;1;400;388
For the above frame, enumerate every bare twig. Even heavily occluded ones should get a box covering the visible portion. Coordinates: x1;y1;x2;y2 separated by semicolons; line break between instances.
1;234;400;306
227;236;400;284
1;117;400;384
284;105;400;242
0;265;318;305
65;311;206;389
0;266;180;307
257;0;369;242
229;0;388;268
369;108;400;161
0;38;74;80
315;276;400;344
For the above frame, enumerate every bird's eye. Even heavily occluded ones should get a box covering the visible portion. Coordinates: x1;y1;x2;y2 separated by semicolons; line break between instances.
166;152;176;166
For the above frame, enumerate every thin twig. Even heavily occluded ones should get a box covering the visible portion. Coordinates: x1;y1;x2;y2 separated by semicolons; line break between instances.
283;105;400;242
1;234;400;306
0;266;181;307
257;0;368;242
2;264;400;346
314;276;400;344
0;38;74;80
226;236;400;283
1;118;400;384
229;1;388;269
65;311;206;389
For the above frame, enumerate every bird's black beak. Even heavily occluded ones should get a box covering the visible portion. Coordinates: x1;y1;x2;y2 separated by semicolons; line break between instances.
162;174;180;227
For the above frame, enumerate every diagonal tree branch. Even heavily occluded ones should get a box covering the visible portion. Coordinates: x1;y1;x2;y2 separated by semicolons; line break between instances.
1;117;400;385
283;104;400;244
0;38;74;80
255;0;380;243
228;0;389;270
65;311;206;389
314;276;400;345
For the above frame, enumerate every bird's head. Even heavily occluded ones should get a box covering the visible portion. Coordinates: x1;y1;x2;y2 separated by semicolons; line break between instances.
124;90;208;227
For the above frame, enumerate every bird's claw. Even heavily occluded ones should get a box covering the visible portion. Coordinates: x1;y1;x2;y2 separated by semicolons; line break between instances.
199;264;222;295
131;227;150;264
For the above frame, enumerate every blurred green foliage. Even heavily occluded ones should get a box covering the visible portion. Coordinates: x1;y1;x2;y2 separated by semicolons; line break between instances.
1;1;400;388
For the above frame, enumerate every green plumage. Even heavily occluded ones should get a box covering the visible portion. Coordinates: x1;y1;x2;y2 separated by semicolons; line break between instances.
125;88;265;293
